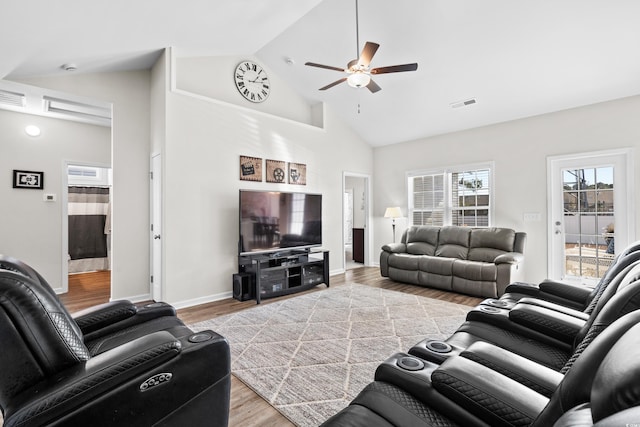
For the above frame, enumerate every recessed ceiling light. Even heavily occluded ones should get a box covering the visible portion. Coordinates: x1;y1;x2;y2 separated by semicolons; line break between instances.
25;125;41;137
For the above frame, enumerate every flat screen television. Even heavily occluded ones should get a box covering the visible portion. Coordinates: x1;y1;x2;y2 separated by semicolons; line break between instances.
239;190;322;255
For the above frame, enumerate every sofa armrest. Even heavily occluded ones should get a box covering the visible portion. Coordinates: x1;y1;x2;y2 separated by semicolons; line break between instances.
509;302;586;343
494;252;524;265
432;355;549;426
381;242;406;253
460;341;564;396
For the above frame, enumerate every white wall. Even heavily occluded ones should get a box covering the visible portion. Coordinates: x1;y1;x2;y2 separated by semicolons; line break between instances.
373;95;640;284
0;109;110;289
16;71;153;301
158;50;374;306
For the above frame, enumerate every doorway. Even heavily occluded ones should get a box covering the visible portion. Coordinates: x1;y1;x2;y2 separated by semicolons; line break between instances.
548;149;633;285
343;173;369;270
63;162;112;294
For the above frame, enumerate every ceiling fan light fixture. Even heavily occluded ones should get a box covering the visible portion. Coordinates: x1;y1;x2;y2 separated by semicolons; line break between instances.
347;72;371;88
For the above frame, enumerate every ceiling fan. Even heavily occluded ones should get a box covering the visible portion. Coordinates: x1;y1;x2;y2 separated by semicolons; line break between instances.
304;0;418;93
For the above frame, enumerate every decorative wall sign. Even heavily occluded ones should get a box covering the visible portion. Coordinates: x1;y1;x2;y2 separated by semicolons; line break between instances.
13;170;44;189
266;159;286;183
288;162;307;185
239;156;262;182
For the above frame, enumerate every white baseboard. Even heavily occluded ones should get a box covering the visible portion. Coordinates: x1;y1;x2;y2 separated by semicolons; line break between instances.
171;291;233;310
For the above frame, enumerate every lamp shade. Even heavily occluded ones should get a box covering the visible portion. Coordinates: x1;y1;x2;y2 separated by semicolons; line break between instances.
384;207;402;218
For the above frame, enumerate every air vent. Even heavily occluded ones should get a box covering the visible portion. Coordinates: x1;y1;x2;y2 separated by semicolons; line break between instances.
450;98;477;109
43;96;111;122
0;89;26;108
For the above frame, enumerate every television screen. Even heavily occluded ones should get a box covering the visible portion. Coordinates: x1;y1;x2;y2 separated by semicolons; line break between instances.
239;190;322;255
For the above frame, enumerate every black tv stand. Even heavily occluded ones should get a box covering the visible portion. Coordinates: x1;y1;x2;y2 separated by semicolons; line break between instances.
238;249;329;304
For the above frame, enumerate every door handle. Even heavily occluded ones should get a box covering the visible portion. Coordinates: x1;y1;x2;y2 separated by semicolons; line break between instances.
154;234;161;240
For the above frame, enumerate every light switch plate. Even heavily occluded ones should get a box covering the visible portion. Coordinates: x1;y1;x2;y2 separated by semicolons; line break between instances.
43;193;56;202
523;212;541;222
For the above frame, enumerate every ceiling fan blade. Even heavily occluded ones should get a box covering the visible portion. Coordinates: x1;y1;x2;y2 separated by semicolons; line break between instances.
371;63;418;75
319;78;347;91
358;42;380;67
305;62;346;72
366;79;382;93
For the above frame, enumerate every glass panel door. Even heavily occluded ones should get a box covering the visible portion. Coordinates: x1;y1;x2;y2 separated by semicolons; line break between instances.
562;167;615;280
548;149;632;286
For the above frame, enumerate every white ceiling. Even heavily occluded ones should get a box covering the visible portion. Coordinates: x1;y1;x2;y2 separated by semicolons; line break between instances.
2;0;640;146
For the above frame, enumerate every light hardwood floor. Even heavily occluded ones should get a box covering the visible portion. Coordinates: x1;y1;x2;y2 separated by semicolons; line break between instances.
61;267;482;426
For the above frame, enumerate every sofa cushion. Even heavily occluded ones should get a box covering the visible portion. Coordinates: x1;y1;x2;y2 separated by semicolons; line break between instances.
388;253;420;270
468;228;516;262
418;256;454;291
406;226;439;255
435;226;471;259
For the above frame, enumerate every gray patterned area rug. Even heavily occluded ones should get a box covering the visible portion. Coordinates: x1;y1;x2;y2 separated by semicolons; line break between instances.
189;284;471;427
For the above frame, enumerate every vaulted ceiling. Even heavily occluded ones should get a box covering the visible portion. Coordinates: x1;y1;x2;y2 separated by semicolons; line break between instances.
2;0;640;146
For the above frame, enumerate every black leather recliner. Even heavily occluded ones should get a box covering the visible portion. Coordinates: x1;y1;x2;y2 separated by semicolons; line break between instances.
0;254;181;353
0;263;231;426
321;310;640;426
498;240;640;311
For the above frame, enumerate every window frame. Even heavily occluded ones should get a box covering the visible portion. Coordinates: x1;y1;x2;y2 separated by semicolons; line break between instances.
406;162;495;227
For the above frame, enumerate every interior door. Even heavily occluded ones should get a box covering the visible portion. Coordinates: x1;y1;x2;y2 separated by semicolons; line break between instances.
151;154;162;301
548;149;633;285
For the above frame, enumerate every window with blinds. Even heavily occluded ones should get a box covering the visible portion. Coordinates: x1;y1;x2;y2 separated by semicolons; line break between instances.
408;164;492;227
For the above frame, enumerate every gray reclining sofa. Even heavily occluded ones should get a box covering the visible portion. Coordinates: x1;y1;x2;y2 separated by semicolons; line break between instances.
380;225;526;298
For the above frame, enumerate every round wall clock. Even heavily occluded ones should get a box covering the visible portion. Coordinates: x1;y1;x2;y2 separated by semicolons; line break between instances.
234;61;270;103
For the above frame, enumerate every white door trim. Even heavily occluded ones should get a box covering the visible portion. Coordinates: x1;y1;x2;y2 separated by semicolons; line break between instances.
342;172;371;270
547;147;634;282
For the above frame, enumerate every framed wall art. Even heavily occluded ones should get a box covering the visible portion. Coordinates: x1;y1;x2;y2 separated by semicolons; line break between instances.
13;170;44;189
266;159;286;183
239;156;262;182
288;162;307;185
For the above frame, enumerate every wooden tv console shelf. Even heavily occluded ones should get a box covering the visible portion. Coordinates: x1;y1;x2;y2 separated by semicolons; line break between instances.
238;250;329;304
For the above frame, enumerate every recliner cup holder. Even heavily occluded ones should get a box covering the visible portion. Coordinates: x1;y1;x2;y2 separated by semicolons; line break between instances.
144;302;166;308
396;356;425;371
188;332;214;343
479;305;501;314
484;299;509;308
425;340;452;354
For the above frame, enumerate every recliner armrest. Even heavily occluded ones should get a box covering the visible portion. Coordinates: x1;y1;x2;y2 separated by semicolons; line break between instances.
460;341;564;396
538;280;592;304
509;302;586;343
73;300;138;334
432;355;549;426
79;301;178;342
517;298;589;321
5;331;182;427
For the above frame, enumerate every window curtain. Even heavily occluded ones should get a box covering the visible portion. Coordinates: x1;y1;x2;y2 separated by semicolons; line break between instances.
68;186;110;273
